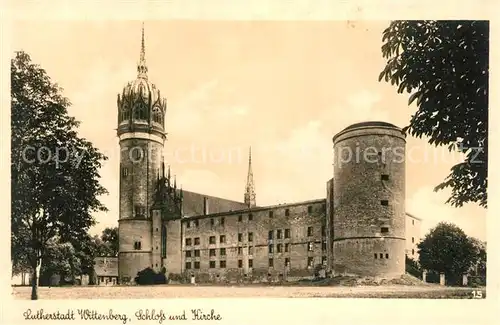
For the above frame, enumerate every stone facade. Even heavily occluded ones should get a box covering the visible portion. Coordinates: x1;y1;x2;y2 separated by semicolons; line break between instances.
115;27;419;284
405;213;422;260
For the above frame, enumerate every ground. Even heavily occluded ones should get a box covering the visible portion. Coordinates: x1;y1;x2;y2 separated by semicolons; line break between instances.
12;285;485;299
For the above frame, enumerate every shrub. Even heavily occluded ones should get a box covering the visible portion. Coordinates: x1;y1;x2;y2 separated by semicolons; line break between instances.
134;267;167;285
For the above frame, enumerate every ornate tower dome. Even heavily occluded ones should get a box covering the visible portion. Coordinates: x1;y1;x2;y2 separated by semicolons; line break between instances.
117;23;166;135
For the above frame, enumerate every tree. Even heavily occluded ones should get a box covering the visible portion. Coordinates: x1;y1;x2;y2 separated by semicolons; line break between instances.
11;51;108;299
101;227;119;256
379;21;488;208
40;239;81;286
417;222;478;284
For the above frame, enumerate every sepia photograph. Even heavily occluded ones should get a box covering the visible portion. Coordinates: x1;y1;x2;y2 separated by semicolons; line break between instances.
9;18;488;305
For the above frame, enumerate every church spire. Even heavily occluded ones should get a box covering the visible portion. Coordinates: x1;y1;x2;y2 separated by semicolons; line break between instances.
244;147;256;208
137;22;148;79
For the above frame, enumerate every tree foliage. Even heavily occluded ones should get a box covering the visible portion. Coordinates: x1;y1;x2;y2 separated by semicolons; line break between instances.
100;227;119;257
417;222;482;282
379;20;488;208
40;239;81;286
11;51;108;299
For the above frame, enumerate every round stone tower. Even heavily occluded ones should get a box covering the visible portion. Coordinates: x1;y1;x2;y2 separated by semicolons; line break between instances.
116;25;166;283
332;121;406;278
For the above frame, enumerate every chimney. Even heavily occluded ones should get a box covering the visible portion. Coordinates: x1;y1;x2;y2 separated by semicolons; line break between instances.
203;197;209;215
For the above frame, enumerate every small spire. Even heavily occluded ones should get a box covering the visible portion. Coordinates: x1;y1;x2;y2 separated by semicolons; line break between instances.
161;160;165;178
174;175;177;189
244;146;256;208
137;22;148;78
168;165;171;180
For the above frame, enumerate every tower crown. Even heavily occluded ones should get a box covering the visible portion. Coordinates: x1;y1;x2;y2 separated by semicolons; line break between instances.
117;23;166;133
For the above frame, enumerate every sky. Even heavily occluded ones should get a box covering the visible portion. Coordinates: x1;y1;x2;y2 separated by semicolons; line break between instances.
11;20;487;241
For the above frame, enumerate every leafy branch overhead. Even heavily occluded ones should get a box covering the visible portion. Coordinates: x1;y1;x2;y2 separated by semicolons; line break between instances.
379;20;488;208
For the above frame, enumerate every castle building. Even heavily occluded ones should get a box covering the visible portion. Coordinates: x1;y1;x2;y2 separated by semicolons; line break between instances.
116;26;419;284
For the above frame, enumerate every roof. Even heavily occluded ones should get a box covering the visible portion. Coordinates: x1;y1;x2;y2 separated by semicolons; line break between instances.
342;121;399;131
405;212;422;221
94;256;118;277
179;190;250;216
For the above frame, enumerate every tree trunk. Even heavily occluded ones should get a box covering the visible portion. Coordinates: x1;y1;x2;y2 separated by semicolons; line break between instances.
30;266;38;300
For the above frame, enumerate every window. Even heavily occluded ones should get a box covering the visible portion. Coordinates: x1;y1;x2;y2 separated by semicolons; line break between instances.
249;213;253;221
379;253;383;259
285;258;290;267
307;227;313;236
209;249;216;257
194;220;199;227
220;260;226;268
187;221;191;228
134;205;146;218
220;235;226;244
185;262;191;269
285;209;290;216
322;256;327;265
277;229;282;239
220;217;225;226
248;259;253;268
374;253;377;259
381;227;389;234
121;167;129;177
412;220;415;225
238;260;243;268
194;237;200;245
412;249;415;255
381;174;389;181
210;218;215;226
308;205;312;213
268;258;274;267
156;246;158;250
248;232;253;242
156;228;159;232
412;237;415;243
308;242;314;252
269;211;273;218
194;261;200;269
248;246;254;255
277;244;282;253
209;261;216;268
238;215;242;222
285;243;290;252
185;250;192;258
386;253;389;259
268;230;273;240
238;233;243;242
308;257;314;267
322;241;327;251
185;238;192;246
194;250;200;257
134;241;142;250
209;236;216;244
238;247;243;255
268;245;274;254
381;200;389;206
220;248;226;256
285;229;291;239
322;226;326;237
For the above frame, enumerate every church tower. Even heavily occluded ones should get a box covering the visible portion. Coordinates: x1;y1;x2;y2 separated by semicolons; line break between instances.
116;23;167;283
244;147;256;208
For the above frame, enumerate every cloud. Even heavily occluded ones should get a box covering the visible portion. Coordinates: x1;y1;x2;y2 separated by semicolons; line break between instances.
407;186;486;241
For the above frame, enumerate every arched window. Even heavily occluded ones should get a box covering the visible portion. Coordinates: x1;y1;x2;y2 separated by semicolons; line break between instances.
152;107;162;124
121;104;130;122
134;102;147;120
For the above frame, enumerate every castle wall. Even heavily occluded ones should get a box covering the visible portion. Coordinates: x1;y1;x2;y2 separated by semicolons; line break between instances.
405;213;421;260
178;200;326;283
332;123;406;277
151;210;163;272
165;219;182;275
118;219;152;283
